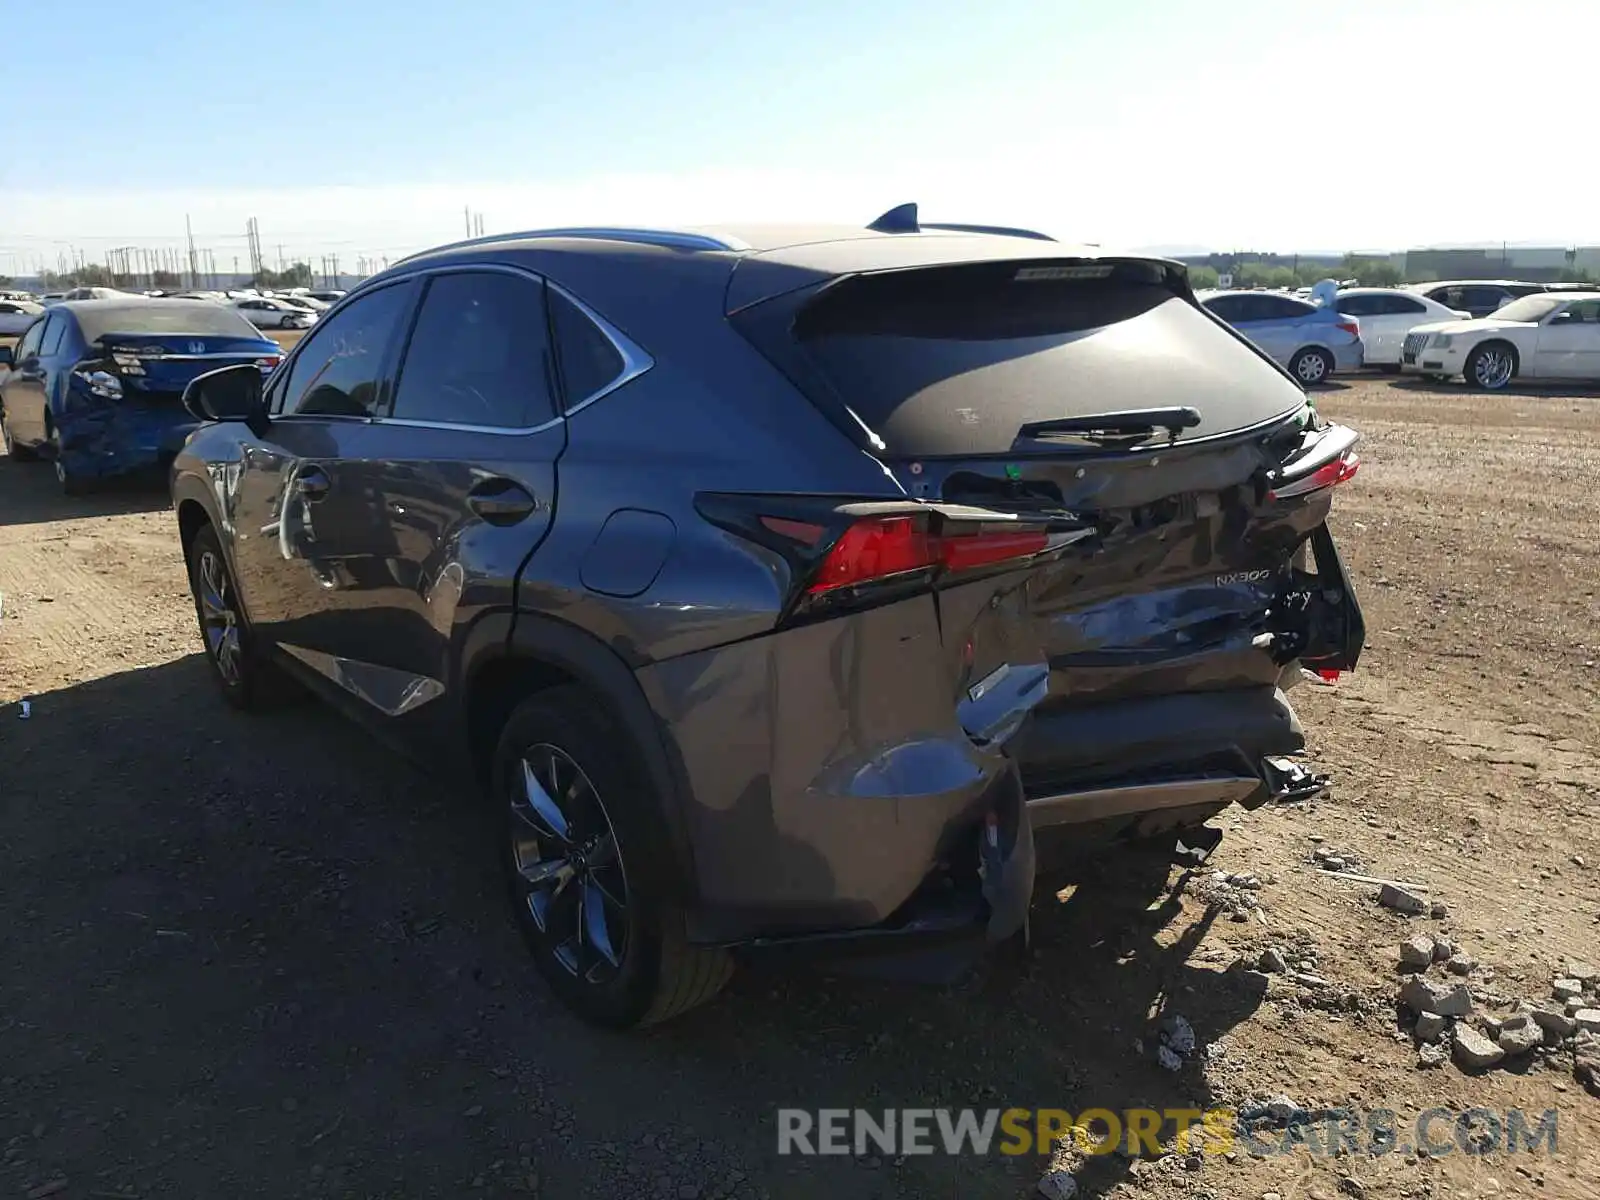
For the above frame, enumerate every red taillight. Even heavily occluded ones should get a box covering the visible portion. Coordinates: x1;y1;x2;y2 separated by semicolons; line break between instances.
1337;319;1360;338
1268;451;1359;501
938;527;1049;572
256;356;281;372
805;516;1049;595
807;516;934;594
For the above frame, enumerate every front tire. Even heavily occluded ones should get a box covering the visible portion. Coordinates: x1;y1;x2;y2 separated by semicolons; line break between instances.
1290;346;1334;387
495;686;732;1028
1465;341;1517;391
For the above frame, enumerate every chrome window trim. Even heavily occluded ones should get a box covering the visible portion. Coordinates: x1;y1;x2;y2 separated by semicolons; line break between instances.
267;262;653;436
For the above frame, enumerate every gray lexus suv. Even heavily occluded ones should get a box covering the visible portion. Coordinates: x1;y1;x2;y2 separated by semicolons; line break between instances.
171;208;1365;1027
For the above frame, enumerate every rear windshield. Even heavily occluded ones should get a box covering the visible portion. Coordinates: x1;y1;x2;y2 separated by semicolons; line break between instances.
762;260;1308;457
77;302;262;343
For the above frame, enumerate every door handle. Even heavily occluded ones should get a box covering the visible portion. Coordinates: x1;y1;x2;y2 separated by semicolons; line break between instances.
467;478;537;525
296;466;331;500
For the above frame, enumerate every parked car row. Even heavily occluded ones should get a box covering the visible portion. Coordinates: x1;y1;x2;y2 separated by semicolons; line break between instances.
1200;276;1600;389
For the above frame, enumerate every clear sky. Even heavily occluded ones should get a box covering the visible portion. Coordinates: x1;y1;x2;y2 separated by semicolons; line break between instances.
4;0;1598;274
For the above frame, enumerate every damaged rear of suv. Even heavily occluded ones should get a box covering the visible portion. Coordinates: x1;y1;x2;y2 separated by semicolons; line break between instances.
169;214;1362;1029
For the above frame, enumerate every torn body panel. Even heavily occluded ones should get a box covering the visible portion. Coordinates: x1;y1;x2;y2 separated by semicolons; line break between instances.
637;568;1046;946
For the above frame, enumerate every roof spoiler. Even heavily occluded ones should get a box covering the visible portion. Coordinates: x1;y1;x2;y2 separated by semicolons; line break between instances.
866;203;1055;242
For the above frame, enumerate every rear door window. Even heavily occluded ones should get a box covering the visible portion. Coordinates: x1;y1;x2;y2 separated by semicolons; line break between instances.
276;283;412;418
738;259;1307;457
388;270;556;429
40;314;67;356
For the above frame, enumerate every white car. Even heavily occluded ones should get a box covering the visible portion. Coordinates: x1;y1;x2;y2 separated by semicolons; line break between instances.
232;296;317;330
0;299;44;335
60;286;145;302
1332;288;1469;371
1401;292;1600;389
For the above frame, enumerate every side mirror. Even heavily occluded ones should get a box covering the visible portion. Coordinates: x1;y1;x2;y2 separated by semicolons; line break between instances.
0;346;12;368
184;363;268;432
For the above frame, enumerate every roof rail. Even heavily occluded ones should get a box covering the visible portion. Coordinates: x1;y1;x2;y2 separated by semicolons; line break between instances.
396;226;748;264
921;222;1056;242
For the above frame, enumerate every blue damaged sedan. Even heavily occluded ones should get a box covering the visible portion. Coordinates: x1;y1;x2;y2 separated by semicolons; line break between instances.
0;298;282;492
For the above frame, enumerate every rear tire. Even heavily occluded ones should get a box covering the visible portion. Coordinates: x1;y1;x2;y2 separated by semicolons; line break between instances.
1465;341;1517;391
1;409;38;461
49;429;88;495
495;685;732;1028
1290;346;1334;387
184;522;297;710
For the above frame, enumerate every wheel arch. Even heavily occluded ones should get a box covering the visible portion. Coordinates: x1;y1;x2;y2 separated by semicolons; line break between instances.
458;610;699;904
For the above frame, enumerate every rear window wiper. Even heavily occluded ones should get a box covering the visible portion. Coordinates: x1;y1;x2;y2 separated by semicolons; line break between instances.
1016;406;1201;443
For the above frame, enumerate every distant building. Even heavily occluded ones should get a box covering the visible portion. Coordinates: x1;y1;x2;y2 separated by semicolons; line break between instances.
1402;246;1600;282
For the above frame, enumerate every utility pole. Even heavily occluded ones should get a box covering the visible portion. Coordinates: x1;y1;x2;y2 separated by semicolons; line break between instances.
465;205;473;237
186;214;200;289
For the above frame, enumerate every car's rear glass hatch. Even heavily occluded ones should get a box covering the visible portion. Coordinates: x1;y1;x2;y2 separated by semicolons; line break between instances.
762;258;1307;458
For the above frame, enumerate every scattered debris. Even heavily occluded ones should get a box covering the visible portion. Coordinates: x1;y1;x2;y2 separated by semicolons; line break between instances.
1430;936;1453;962
1037;1168;1078;1200
1565;961;1599;987
1401;977;1474;1018
1553;979;1584;1002
1575;1010;1600;1036
1429;900;1450;919
1446;955;1478;976
1497;1015;1542;1057
19;699;31;720
1414;1013;1447;1043
1452;1025;1505;1069
1531;1008;1578;1040
1398;935;1434;969
1156;1014;1197;1071
1378;883;1429;914
1257;947;1288;974
1417;1042;1449;1069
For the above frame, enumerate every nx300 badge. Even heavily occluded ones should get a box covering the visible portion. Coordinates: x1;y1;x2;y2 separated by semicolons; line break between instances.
1216;568;1275;585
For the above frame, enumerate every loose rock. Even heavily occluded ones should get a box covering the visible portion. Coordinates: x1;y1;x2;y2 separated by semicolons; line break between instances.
1430;901;1450;919
1446;955;1477;976
1453;1025;1505;1069
1499;1019;1542;1056
1414;1013;1447;1043
1530;1008;1577;1040
1431;936;1453;962
1037;1169;1078;1200
1553;979;1584;1002
1565;962;1598;986
1379;884;1428;915
1258;948;1288;974
1402;977;1474;1018
1575;1009;1600;1035
1399;936;1434;969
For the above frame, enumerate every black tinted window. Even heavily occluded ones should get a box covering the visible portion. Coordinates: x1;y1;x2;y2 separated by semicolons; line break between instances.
763;259;1305;457
549;289;625;408
1384;295;1426;315
1204;294;1245;321
1259;296;1315;320
1335;294;1377;317
1463;287;1508;311
390;272;555;429
280;284;410;418
76;302;261;342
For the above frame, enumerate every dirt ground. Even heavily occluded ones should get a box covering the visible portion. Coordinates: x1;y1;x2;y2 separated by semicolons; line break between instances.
1;373;1598;1200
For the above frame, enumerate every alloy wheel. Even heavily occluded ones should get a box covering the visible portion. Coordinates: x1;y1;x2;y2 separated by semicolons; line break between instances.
196;549;244;685
509;743;631;983
1473;348;1514;389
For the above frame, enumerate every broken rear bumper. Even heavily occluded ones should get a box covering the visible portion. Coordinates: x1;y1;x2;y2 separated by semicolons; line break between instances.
57;403;198;481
